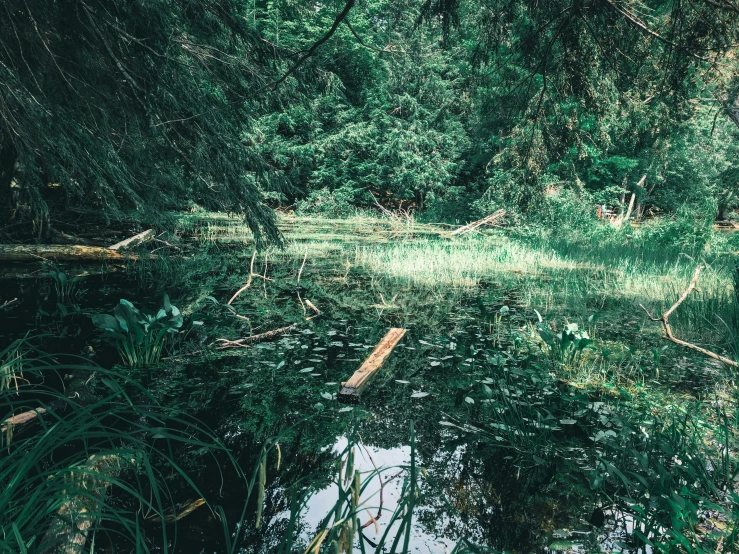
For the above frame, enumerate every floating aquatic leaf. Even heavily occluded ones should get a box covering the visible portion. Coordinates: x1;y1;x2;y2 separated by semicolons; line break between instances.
464;397;474;404
411;392;430;398
395;380;410;384
299;368;314;373
338;407;354;412
320;391;334;401
325;382;338;386
548;540;579;551
430;361;441;367
560;419;577;425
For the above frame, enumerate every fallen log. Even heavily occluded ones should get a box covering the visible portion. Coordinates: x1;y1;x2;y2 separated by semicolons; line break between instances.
339;328;407;402
449;209;506;236
0;245;130;262
40;454;123;554
108;229;154;251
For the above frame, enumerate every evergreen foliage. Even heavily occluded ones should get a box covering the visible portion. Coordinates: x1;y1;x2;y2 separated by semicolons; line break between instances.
3;0;739;236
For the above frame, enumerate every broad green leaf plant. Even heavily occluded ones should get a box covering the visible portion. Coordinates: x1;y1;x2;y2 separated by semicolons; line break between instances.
92;295;182;369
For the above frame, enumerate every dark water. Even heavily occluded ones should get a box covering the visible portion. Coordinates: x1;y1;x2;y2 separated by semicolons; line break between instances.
0;258;659;553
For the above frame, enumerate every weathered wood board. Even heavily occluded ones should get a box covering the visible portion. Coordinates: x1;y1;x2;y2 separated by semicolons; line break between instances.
338;328;407;402
1;407;47;433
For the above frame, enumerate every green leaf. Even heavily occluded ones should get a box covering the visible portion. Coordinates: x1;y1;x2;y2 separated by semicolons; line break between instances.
92;314;120;332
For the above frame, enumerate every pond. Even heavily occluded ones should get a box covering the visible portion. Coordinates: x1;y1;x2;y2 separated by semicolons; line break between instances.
1;216;735;553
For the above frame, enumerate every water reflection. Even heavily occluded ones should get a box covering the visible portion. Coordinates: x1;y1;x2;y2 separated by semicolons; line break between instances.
293;436;459;553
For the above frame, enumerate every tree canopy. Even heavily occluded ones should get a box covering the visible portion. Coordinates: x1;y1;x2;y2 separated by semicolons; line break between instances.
3;0;739;239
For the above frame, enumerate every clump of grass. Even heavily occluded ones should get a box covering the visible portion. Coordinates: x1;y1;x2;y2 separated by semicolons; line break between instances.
0;338;26;393
354;237;578;290
1;359;247;554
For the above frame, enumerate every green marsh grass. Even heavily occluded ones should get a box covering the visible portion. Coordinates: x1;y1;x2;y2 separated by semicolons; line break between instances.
0;338;25;393
1;358;248;554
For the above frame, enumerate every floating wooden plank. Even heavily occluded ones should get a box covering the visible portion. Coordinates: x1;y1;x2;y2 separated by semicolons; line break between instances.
1;407;47;433
0;244;129;262
339;328;407;402
108;229;154;251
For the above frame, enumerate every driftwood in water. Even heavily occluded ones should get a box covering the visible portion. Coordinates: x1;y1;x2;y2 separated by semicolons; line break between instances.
0;245;129;262
1;407;47;434
339;328;407;402
449;209;506;236
215;323;300;349
40;454;123;554
109;229;154;251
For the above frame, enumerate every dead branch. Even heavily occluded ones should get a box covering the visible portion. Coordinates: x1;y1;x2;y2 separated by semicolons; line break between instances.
449;209;506;236
305;299;321;316
227;251;272;305
296;250;308;287
215;323;300;349
640;265;739;368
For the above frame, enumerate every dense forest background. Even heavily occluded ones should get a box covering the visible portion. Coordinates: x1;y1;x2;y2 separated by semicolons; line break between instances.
3;0;739;241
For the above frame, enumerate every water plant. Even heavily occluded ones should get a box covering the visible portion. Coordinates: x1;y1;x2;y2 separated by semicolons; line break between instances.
92;294;183;368
536;318;594;369
48;270;80;303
